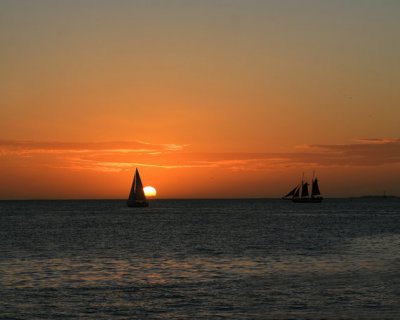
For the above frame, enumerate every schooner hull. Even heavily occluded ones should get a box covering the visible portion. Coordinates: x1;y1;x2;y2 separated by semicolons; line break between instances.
292;197;323;203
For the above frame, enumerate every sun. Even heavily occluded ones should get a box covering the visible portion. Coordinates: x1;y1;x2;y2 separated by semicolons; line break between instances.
143;186;157;197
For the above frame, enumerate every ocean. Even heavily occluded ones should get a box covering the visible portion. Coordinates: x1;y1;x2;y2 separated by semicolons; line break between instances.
1;199;399;319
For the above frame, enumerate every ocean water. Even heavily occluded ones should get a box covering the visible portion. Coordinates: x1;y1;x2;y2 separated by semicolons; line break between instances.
0;199;399;319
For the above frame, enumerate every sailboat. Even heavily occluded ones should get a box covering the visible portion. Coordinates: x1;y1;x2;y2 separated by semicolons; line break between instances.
282;174;323;203
127;168;149;207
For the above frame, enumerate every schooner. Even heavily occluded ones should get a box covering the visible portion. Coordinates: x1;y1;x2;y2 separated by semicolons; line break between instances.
282;174;323;203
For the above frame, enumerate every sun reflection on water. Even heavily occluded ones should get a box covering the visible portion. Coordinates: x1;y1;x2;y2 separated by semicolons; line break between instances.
3;235;399;290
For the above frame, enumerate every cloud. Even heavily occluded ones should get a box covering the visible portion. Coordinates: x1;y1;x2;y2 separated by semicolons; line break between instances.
353;138;400;144
309;138;400;166
1;138;399;173
0;140;186;155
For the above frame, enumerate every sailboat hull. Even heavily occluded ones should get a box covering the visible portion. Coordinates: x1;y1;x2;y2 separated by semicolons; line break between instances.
127;200;149;207
292;197;323;203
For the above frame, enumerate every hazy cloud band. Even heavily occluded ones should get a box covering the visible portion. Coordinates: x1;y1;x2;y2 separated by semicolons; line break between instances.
1;138;399;172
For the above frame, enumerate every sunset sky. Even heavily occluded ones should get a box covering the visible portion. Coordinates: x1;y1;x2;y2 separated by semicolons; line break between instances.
1;0;399;199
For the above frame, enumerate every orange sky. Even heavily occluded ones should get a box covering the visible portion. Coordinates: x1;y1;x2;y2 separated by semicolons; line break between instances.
0;1;399;199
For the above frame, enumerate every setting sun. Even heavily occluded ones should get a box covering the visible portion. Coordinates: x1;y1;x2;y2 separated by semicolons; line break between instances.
143;186;157;197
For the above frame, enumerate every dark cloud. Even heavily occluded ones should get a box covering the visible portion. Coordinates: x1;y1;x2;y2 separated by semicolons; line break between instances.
309;139;400;166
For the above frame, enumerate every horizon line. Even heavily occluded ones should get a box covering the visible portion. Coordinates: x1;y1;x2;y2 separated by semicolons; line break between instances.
0;195;398;201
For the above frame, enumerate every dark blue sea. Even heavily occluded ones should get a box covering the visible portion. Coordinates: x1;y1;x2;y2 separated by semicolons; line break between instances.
1;199;399;319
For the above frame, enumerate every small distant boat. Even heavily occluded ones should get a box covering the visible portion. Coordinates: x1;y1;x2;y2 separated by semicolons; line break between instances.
282;174;323;203
127;168;149;207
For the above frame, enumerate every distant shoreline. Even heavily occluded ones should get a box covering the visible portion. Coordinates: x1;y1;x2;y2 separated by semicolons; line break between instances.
351;195;398;199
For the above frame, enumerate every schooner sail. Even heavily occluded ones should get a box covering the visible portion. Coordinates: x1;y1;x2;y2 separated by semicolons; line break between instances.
312;178;321;197
282;175;323;203
127;168;149;207
283;186;299;198
300;182;309;198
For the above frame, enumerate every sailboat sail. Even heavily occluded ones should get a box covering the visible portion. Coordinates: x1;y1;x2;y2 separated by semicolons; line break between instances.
127;168;148;207
129;169;145;201
311;178;321;196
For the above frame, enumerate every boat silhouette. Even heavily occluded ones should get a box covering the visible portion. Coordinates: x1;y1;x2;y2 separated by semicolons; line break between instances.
127;168;149;207
282;173;323;203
